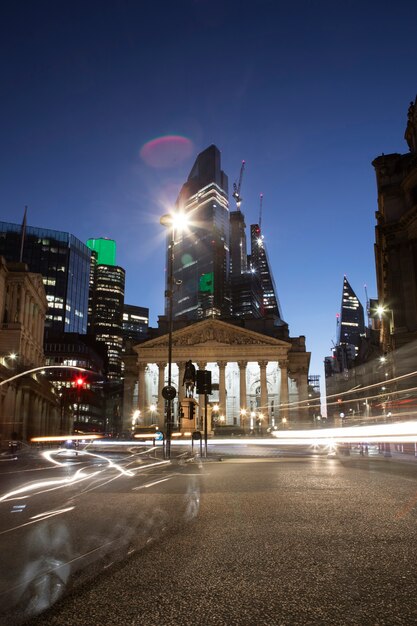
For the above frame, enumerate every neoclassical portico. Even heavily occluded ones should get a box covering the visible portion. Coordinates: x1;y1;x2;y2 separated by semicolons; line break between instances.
122;318;310;433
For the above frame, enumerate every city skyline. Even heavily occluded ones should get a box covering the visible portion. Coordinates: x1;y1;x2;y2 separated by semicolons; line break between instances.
1;1;417;384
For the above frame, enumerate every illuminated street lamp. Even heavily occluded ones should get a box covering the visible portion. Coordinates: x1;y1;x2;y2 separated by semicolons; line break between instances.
160;211;188;459
131;409;141;430
149;403;157;426
240;408;247;431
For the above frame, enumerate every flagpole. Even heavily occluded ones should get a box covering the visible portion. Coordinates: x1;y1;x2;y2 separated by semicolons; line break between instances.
19;206;27;263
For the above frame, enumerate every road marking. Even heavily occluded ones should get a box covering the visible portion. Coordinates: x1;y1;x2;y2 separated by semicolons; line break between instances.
133;476;174;490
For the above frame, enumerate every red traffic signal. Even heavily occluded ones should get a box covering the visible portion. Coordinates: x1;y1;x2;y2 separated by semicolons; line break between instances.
75;377;85;388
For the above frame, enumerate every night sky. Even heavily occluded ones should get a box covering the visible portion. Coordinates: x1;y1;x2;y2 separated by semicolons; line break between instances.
1;0;417;390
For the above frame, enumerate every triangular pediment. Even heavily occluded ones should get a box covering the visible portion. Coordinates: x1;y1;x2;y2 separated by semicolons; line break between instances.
134;318;291;352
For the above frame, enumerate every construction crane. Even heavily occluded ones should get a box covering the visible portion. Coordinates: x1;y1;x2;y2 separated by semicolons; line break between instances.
259;193;264;230
232;160;245;209
364;284;370;327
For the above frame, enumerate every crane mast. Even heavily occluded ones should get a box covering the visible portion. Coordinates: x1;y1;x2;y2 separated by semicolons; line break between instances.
232;160;245;209
259;193;264;231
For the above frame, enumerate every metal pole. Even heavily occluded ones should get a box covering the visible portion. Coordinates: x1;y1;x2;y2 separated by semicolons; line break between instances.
204;392;208;458
165;230;174;460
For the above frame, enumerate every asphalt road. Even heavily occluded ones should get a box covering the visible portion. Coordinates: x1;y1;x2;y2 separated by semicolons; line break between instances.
28;454;417;626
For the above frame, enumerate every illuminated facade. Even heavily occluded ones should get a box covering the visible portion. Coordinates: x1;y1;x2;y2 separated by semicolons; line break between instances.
249;224;283;319
0;257;59;441
88;260;125;381
86;237;116;266
337;276;365;355
0;222;90;334
167;144;231;320
122;318;310;433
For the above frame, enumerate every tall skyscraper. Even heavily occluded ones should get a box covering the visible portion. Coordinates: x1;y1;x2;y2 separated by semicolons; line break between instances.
87;239;125;381
337;276;365;354
249;224;283;319
0;221;90;334
230;210;263;318
168;144;231;320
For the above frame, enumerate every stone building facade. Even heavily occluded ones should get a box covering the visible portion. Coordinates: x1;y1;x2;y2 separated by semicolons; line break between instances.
0;259;58;442
122;318;310;434
373;95;417;381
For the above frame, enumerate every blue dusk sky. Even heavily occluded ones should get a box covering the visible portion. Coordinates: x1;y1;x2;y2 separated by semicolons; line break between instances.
1;0;417;391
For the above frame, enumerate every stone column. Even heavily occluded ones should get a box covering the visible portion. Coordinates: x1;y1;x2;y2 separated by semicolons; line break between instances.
137;363;146;418
157;362;166;404
279;359;289;420
177;362;186;400
258;361;268;428
238;361;247;427
217;361;227;420
238;361;247;409
19;288;26;324
38;315;43;348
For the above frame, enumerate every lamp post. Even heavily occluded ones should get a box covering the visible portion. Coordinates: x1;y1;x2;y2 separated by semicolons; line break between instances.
160;211;188;459
160;214;175;459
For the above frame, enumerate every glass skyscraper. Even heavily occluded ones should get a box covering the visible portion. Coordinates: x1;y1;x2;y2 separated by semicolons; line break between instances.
249;224;283;319
337;276;365;353
0;221;90;334
87;239;125;381
168;144;231;320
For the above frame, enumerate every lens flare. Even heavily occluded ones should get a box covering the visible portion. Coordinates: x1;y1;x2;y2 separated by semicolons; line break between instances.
140;135;194;169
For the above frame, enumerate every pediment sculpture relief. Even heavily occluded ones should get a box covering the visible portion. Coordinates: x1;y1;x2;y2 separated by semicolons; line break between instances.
172;326;264;346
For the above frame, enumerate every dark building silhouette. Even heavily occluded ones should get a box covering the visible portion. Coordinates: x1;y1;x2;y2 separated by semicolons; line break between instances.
373;95;417;357
337;276;365;355
44;333;106;433
123;304;149;342
249;224;283;319
230;209;263;318
0;221;90;334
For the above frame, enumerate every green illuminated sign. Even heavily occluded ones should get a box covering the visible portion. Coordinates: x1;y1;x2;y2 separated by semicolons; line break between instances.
199;272;214;294
86;238;116;266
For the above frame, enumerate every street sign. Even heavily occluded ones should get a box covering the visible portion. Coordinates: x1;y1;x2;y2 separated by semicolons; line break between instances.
162;385;176;400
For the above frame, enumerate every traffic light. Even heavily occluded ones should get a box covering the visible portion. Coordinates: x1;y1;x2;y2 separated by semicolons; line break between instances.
196;369;212;395
75;377;84;388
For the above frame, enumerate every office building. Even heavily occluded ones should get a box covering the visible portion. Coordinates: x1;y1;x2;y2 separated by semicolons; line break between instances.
87;238;125;381
123;304;149;343
249;224;283;319
0;222;90;334
44;333;106;433
229;209;263;318
167;144;231;320
337;276;365;355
